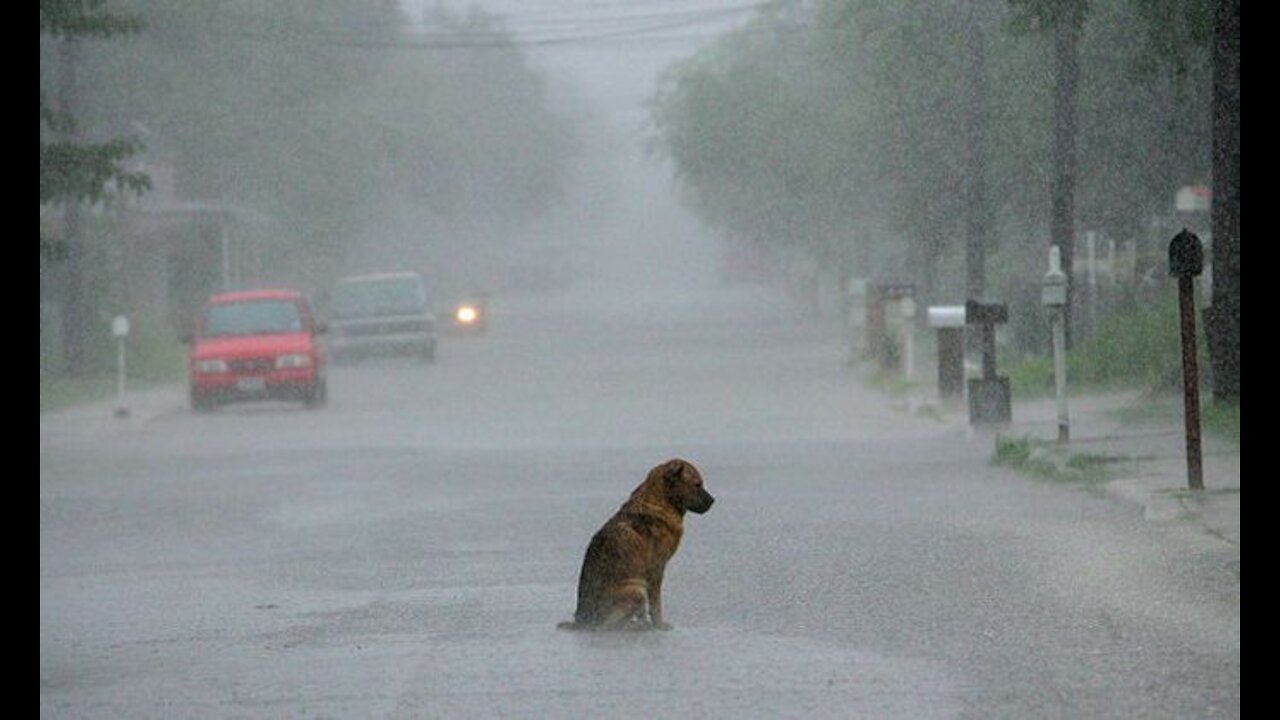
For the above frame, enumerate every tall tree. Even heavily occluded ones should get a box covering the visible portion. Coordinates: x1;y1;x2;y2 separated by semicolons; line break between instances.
40;0;150;375
73;2;577;287
1208;0;1239;403
654;0;1213;342
964;0;996;302
1051;3;1085;347
1008;0;1090;346
75;0;406;286
40;1;150;214
1129;0;1233;402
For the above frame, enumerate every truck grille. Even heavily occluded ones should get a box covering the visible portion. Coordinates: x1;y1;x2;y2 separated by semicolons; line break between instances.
340;320;430;337
228;358;275;374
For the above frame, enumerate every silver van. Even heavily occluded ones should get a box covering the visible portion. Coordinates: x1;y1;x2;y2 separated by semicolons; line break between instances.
328;272;437;364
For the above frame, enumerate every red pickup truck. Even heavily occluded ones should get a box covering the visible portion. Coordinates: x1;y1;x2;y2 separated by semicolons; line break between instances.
187;289;327;411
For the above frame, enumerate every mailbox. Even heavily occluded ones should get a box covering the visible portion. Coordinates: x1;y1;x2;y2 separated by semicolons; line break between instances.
1042;246;1068;308
1042;276;1067;307
927;305;966;328
1169;228;1204;278
965;299;1008;325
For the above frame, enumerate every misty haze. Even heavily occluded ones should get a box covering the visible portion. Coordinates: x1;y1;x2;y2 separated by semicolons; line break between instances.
42;1;1238;718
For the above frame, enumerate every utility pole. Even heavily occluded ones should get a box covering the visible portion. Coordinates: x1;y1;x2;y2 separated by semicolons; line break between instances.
964;0;992;303
1209;0;1240;404
1050;1;1082;349
58;35;88;376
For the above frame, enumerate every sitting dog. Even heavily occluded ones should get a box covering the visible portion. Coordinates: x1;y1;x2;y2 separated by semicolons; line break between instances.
558;458;714;631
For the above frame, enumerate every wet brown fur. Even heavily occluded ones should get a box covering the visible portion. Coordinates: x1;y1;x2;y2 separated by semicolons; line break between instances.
558;459;714;631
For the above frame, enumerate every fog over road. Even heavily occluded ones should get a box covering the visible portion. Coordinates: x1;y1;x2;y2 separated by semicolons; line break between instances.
41;280;1239;718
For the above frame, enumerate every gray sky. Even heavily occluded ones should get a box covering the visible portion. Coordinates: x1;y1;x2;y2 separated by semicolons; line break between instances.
409;1;761;134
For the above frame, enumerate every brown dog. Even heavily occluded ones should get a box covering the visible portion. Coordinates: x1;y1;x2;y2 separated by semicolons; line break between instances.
558;458;714;631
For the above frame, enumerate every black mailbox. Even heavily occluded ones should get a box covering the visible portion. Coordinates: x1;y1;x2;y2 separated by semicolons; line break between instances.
965;299;1008;325
964;298;1011;426
1169;229;1204;278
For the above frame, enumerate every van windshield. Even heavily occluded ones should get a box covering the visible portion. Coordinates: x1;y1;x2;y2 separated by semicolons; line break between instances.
203;300;304;337
330;277;426;319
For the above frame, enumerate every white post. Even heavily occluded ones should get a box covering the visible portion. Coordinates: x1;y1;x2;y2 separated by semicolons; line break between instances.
1106;235;1116;286
1086;231;1097;288
1086;230;1098;332
1046;248;1069;444
1052;307;1068;444
112;315;130;418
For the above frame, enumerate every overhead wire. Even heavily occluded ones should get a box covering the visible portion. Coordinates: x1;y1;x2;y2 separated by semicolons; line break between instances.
172;1;788;52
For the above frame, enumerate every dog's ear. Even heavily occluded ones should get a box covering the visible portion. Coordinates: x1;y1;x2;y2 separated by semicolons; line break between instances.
662;459;686;485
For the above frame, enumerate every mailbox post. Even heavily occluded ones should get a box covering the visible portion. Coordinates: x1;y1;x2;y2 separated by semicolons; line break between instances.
1169;229;1205;491
869;283;916;372
865;285;888;369
900;297;916;383
112;315;130;419
1042;247;1070;444
927;305;966;401
965;299;1011;425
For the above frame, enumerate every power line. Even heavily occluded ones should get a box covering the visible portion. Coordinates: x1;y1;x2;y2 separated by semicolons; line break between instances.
165;2;780;52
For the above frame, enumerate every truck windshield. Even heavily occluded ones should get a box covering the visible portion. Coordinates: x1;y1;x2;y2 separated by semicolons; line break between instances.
202;300;304;337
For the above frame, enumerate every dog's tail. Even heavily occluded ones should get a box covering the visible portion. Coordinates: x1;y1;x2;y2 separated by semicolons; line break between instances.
557;620;583;631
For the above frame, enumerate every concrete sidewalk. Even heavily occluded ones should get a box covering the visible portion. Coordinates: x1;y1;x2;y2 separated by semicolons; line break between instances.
1007;392;1239;546
40;382;185;423
919;387;1240;547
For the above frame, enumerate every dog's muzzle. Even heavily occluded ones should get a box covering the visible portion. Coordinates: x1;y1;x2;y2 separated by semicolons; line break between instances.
689;490;715;514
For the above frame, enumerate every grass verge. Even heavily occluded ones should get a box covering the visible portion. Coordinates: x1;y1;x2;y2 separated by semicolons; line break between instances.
40;377;119;414
1106;396;1240;449
41;315;185;414
992;434;1131;493
1006;290;1208;398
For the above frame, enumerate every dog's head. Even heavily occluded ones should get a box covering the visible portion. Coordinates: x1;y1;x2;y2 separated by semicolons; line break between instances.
657;458;715;515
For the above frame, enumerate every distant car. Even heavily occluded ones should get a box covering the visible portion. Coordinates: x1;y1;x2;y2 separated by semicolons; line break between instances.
187;289;327;411
327;272;437;364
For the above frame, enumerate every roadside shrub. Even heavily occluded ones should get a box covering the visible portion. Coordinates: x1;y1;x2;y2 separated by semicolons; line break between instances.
1008;287;1209;395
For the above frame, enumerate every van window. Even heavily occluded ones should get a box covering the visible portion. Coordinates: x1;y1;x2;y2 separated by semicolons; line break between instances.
330;277;427;319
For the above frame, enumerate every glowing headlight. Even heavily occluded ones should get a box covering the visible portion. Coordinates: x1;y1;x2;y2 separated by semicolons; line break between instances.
276;353;313;369
455;305;478;324
194;358;229;374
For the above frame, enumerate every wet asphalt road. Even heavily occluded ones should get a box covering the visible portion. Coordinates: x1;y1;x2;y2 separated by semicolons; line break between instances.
40;283;1239;718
